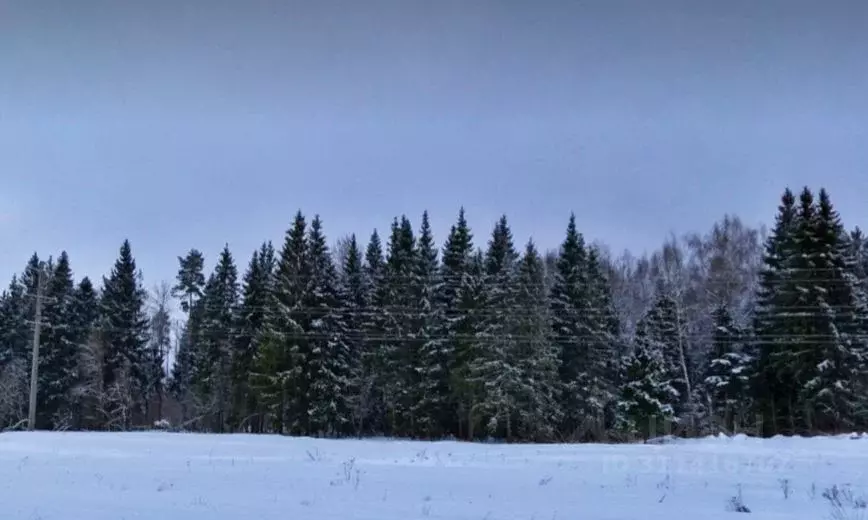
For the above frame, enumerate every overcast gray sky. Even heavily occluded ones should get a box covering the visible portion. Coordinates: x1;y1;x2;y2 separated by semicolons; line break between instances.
2;0;867;287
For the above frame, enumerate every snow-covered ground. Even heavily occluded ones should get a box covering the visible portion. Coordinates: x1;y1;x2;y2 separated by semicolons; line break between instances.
1;432;867;519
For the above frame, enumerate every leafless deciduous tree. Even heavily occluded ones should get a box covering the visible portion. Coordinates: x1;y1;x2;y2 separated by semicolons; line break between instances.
148;281;174;422
0;359;29;430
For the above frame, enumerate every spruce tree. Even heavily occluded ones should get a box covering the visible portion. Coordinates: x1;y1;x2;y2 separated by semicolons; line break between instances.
437;208;475;438
99;240;150;428
252;211;308;433
798;189;868;431
339;234;368;435
38;251;79;429
617;320;679;441
585;245;623;435
644;283;692;421
704;303;750;433
70;276;99;429
377;216;418;435
469;215;522;439
456;249;488;439
752;187;800;435
304;216;352;436
360;230;386;434
849;227;868;285
74;277;100;334
550;214;604;439
234;241;275;432
413;212;447;437
513;240;561;441
196;245;239;432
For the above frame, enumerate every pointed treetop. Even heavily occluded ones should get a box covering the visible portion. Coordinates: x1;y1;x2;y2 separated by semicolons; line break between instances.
364;229;385;275
485;214;517;275
780;187;795;207
442;208;474;271
308;215;331;257
816;187;842;226
798;186;814;211
342;233;364;276
288;211;307;237
78;276;94;292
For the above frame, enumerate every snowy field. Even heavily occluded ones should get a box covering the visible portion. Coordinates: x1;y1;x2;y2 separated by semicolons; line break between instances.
1;432;867;519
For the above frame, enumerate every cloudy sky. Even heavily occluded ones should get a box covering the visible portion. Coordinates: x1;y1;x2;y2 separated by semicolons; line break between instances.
2;0;867;287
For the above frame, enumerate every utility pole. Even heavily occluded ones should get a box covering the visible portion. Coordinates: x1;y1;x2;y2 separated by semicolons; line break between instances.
28;267;45;431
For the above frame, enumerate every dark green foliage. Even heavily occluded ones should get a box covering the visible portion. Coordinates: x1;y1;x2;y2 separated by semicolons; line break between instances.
753;187;868;435
338;234;368;435
172;249;206;313
233;242;275;432
410;212;446;437
358;229;386;434
4;185;868;440
304;215;353;436
644;283;691;417
437;209;476;438
252;211;308;433
98;240;150;428
550;214;618;439
469;215;522;439
38;252;79;429
513;240;561;441
703;303;750;433
196;245;240;432
617;320;678;440
376;215;418;436
169;249;207;413
752;188;800;435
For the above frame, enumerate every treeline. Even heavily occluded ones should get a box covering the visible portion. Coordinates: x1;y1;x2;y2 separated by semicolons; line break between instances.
2;187;868;441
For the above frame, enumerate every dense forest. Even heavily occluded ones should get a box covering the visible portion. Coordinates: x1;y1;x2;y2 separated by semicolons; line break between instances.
2;186;868;442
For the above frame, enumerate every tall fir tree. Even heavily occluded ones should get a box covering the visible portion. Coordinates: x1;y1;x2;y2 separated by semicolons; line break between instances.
513;240;561;441
234;241;275;432
304;216;353;436
252;211;308;433
99;240;150;428
752;187;800;436
196;245;240;432
338;234;368;435
456;249;488;439
70;276;99;430
360;229;387;434
550;214;607;439
413;211;447;437
798;189;868;431
38;251;79;429
585;245;623;435
377;216;418;435
469;215;522;439
437;208;476;438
